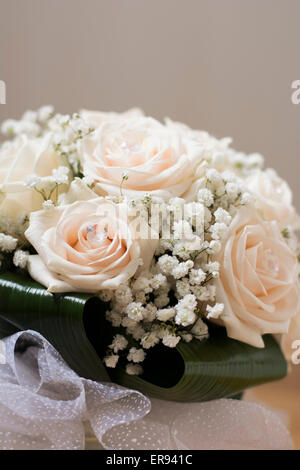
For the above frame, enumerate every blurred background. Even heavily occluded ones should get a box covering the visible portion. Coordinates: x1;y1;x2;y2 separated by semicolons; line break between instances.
1;0;299;204
0;0;299;447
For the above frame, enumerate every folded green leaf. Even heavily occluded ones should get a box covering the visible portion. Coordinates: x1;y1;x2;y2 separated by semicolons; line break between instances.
0;271;287;402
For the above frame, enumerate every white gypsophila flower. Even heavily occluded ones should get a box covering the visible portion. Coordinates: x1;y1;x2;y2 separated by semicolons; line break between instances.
42;200;54;210
162;334;180;348
126;363;143;376
176;278;191;297
98;290;114;302
189;268;206;285
204;207;212;226
106;310;122;327
52;166;69;185
58;114;70;127
180;332;193;343
105;195;124;204
192;284;216;302
24;174;55;193
247;153;264;169
1;119;19;135
109;334;128;353
22;110;38;123
191;318;209;340
131;276;152;293
114;284;133;306
0;213;27;240
127;324;146;341
153;325;169;340
184;202;205;229
207;240;222;254
156;307;176;322
104;354;119;368
168;197;185;209
0;233;18;252
172;239;200;260
209;222;228;240
24;174;41;189
204;261;220;277
215;185;226;198
125;302;145;322
206;303;224;320
172;262;191;280
214;207;232;226
225;182;239;201
127;347;146;363
134;291;147;304
185;260;194;269
158;239;174;253
211;151;225;166
121;317;138;329
143;303;157;322
175;294;197;326
157;254;179;274
240;192;253;205
207;285;216;300
38;105;54;123
206;168;224;188
229;152;248;171
141;332;160;349
191;285;210;301
13;249;29;269
154;293;170;308
172;220;194;240
221;170;236;183
16;120;40;137
150;273;167;290
197;188;214;207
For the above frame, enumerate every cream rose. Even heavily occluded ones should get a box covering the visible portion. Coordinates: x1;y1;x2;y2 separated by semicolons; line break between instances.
0;133;67;235
214;206;300;348
79;116;202;199
80;107;144;128
25;180;157;293
245;169;300;230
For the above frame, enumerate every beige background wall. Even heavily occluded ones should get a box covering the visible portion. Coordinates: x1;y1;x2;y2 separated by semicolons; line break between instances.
0;0;300;443
0;0;299;210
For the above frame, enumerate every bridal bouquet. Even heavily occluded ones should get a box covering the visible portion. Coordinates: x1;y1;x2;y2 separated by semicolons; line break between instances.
0;106;299;401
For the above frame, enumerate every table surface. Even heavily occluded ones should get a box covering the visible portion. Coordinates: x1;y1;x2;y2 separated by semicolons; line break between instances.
86;366;300;450
245;365;300;450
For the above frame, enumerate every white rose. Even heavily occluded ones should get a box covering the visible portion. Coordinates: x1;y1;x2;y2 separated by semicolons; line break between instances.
25;180;157;293
214;206;300;348
80;107;144;128
0;133;68;235
246;169;300;230
79;116;202;199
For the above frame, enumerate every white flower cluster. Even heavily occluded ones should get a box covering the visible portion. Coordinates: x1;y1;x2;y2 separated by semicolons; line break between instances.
48;113;95;176
185;125;265;177
1;106;54;137
103;169;253;374
2;107;299;376
13;249;29;269
0;233;18;252
24;166;70;203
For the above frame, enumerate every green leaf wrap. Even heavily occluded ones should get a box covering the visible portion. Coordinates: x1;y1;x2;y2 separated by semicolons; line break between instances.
0;272;287;402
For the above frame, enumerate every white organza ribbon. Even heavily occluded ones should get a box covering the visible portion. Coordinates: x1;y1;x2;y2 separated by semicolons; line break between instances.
0;330;293;450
